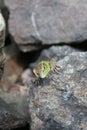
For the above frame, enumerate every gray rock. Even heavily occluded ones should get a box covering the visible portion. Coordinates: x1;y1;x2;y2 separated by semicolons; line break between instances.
28;52;87;130
0;12;6;79
0;0;4;9
4;0;87;52
30;45;80;70
0;11;5;48
0;88;29;129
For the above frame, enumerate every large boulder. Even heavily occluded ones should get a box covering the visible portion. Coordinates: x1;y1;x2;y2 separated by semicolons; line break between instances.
28;51;87;130
3;0;87;51
20;44;87;130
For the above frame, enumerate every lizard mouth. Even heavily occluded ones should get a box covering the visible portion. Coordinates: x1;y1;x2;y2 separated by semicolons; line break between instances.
40;73;46;78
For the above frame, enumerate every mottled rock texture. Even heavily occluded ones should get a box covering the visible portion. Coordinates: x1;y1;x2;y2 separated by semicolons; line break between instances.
0;11;6;79
0;11;5;48
30;45;79;68
0;66;29;129
0;54;29;130
0;1;87;130
3;0;87;51
0;93;29;129
28;51;87;130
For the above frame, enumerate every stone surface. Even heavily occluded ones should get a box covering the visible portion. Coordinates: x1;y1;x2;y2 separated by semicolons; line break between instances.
0;12;6;80
2;55;23;83
22;45;77;87
0;52;30;129
27;51;87;130
0;88;29;129
3;0;87;52
0;11;5;48
30;45;79;68
0;0;4;9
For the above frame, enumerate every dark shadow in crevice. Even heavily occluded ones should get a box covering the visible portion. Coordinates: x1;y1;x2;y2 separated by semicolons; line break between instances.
16;40;87;68
10;122;30;130
69;40;87;51
22;39;87;51
5;33;87;70
43;40;87;51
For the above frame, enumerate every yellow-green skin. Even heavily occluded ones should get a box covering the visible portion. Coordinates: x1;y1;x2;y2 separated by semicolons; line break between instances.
33;60;52;79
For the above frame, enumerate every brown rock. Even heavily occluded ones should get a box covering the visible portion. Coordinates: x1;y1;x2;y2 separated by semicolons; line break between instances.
3;55;23;83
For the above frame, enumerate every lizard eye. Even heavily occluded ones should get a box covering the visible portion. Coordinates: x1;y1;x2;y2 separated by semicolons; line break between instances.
42;63;46;71
43;65;46;70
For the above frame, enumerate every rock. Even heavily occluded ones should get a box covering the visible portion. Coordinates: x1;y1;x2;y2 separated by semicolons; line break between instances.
0;11;5;48
0;11;6;79
0;0;4;9
0;86;29;128
22;45;77;86
28;52;87;130
21;69;34;85
30;45;79;68
4;0;87;52
0;52;30;129
3;55;23;83
0;93;29;129
0;49;6;80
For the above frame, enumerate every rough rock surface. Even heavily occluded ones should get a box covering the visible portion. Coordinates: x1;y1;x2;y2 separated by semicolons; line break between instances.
2;0;87;51
0;11;5;48
0;53;30;129
28;51;87;130
0;0;4;9
30;45;80;69
0;11;6;79
0;92;29;129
